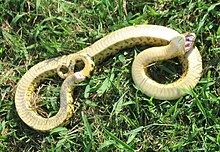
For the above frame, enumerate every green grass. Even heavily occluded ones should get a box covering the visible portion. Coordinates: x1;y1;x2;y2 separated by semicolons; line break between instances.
0;0;220;151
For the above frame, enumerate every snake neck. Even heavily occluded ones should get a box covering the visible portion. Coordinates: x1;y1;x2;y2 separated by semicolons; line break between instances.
156;36;186;60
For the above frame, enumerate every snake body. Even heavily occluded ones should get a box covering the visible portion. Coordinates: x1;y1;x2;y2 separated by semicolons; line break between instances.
15;25;202;131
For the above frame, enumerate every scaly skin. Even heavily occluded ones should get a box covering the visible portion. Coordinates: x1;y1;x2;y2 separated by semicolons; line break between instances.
15;25;202;131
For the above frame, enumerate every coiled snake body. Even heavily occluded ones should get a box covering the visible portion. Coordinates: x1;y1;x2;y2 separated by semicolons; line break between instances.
15;25;202;131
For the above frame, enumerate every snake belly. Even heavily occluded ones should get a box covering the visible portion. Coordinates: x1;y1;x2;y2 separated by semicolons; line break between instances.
15;25;202;131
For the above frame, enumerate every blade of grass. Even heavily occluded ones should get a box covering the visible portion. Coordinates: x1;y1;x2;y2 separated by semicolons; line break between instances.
82;112;94;142
10;13;26;26
36;0;41;14
103;127;134;151
124;126;144;144
192;90;207;119
98;140;115;151
110;92;126;118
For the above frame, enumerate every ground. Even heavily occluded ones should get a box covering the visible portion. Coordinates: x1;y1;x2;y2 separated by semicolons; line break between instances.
0;0;219;151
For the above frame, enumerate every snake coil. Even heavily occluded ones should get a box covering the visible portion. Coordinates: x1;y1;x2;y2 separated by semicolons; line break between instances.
15;25;202;131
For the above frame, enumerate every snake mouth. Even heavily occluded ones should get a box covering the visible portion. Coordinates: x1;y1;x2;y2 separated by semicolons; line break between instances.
184;33;196;52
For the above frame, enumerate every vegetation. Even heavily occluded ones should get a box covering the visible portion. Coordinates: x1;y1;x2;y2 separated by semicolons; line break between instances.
0;0;219;151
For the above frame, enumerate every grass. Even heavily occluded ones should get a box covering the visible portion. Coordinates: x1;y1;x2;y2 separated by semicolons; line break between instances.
0;0;219;151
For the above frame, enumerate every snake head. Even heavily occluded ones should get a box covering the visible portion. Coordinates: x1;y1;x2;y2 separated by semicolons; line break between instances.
184;33;196;52
170;33;196;55
170;35;186;55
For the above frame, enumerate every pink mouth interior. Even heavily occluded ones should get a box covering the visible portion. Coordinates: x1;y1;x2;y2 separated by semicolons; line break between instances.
184;34;196;52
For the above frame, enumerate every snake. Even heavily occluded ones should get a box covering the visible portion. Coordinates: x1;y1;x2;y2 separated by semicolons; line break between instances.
15;25;202;131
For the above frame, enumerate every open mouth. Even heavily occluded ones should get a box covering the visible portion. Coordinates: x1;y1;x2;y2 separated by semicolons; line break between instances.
184;33;196;52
